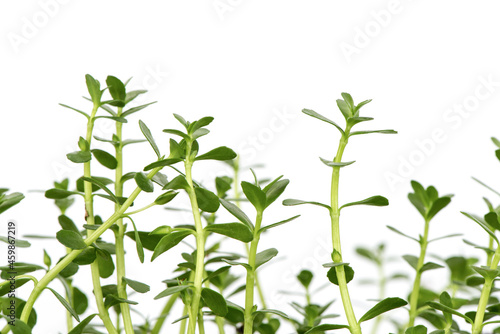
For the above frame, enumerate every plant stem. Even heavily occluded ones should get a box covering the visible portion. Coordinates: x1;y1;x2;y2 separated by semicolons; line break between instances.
151;293;179;334
370;260;386;334
244;211;263;334
472;245;500;334
330;128;361;334
408;218;431;327
185;146;206;334
83;105;117;334
179;303;188;334
113;108;135;334
19;168;162;325
197;310;206;334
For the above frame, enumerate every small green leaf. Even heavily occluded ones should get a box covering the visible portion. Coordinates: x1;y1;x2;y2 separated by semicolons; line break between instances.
340;195;388;210
134;172;154;193
56;230;87;250
154;285;191;300
349;129;397;136
152;230;193;261
163;129;189;140
73;247;96;265
420;262;444;273
302;109;345;136
255;248;278;269
426;301;473;324
163;175;189;190
139;120;161;158
2;317;32;334
403;255;419;270
427;197;452;221
47;287;80;322
254;309;289;319
492;137;500;148
205;223;253;242
282;199;331;211
462;212;499;244
67;151;92;163
472;266;500;280
96;248;115;278
341;93;354;109
122;102;156;117
203;266;231;284
45;189;80;199
123;277;150;293
195;187;220;213
78;137;89;151
128;218;144;263
405;325;428;334
387;226;418;242
348;116;373;126
320;158;355;168
68;314;97;334
0;191;24;214
85;74;102;105
81;177;120;204
173;113;189;128
188;116;214;134
155;190;179;205
60;103;90;119
327;265;354;285
359;297;408;323
144;158;182;171
195;146;237;161
219;198;254;230
297;270;313;289
241;181;267;212
216;176;233;198
485;212;500;231
201;288;228;316
258;215;300;234
264;179;289;208
336;99;352;120
91;149;118;169
72;287;88;315
304;324;350;333
106;76;126;102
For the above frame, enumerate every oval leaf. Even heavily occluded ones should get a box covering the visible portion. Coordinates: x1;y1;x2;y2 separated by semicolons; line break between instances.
205;223;253;242
134;172;154;193
327;265;354;285
201;288;228;316
152;230;193;261
195;146;237;161
91;149;118;169
56;230;87;250
358;297;408;323
195;187;220;213
340;195;389;210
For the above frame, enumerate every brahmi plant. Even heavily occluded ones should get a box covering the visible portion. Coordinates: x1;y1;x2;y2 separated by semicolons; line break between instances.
2;75;500;334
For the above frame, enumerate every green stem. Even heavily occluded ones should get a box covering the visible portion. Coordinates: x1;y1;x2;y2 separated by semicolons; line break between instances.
370;261;386;334
408;218;431;327
185;149;206;334
487;236;494;267
216;315;226;334
19;168;162;325
197;310;206;334
472;245;500;334
124;202;156;216
244;211;263;334
151;293;179;334
330;128;361;334
83;105;117;334
113;109;135;334
66;281;74;332
179;303;188;334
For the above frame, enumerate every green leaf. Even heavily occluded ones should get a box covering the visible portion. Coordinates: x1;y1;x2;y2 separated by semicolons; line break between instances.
152;230;193;261
0;191;24;214
106;76;126;102
302;109;345;136
155;190;179;205
359;297;408;323
421;262;444;273
349;129;397;136
426;301;473;324
195;187;220;213
47;287;80;322
219;198;254;230
258;215;300;234
203;266;231;283
128;218;144;263
341;93;354;109
387;225;418;242
0;277;31;296
340;195;389;210
163;129;189;140
195;146;237;161
2;317;32;334
122;102;157;117
254;308;289;319
327;265;354;285
134;172;154;193
304;324;350;333
96;248;115;278
56;230;87;250
255;248;278;269
492;137;500;148
144;158;182;171
472;266;500;280
188;116;214;134
403;255;419;270
45;189;80;199
205;223;253;242
320;158;355;168
78;137;89;151
59;103;90;119
162;175;189;190
297;270;313;289
348;116;373;126
405;325;428;334
91;149;118;169
72;287;88;315
76;176;113;192
201;288;228;316
68;314;97;334
282;199;331;211
123;277;150;293
139;120;161;158
173;113;189;128
336;99;352;120
241;181;267;212
216;176;233;198
0;236;30;248
67;151;92;163
427;197;452;220
85;74;102;105
462;212;499;244
154;285;191;300
354;99;372;112
192;128;210;140
73;247;96;265
485;212;500;231
264;179;289;208
81;177;120;204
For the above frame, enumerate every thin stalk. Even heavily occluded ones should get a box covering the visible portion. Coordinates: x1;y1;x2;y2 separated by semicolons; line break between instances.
408;218;431;327
216;315;226;334
185;144;207;334
197;310;206;334
83;105;117;334
370;261;386;334
19;168;162;325
113;108;135;334
472;245;500;334
487;236;494;266
179;304;188;334
330;127;361;334
66;281;74;332
151;293;179;334
244;211;263;334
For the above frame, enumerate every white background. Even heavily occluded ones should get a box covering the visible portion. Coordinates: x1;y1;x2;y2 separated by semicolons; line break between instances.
2;1;500;333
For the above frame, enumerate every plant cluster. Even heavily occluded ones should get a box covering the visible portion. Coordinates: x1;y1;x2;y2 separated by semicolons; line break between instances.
1;75;500;334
